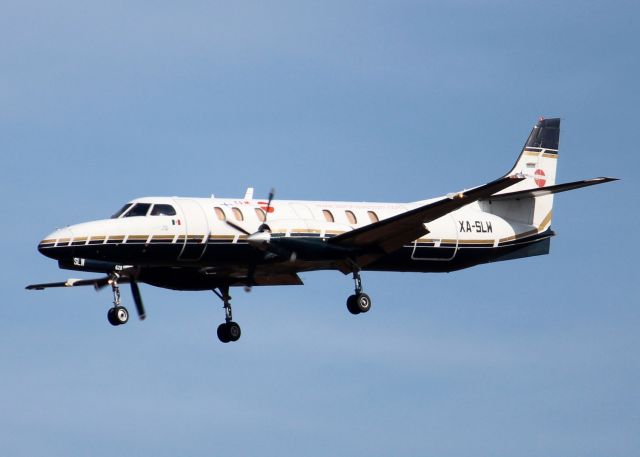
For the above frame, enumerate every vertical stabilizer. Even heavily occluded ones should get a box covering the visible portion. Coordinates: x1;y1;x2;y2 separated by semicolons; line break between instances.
486;117;561;230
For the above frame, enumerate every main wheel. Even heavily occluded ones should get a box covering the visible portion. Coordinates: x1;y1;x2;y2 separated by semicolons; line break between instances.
217;322;242;343
217;323;231;343
346;295;360;315
227;322;241;342
354;293;371;313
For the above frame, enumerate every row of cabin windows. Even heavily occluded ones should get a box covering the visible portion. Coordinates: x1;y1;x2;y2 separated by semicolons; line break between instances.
114;203;380;226
214;206;379;225
322;209;379;224
214;207;266;223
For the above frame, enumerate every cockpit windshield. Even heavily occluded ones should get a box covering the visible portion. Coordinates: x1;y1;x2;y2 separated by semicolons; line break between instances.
111;203;133;219
150;204;177;216
112;202;176;218
123;203;152;217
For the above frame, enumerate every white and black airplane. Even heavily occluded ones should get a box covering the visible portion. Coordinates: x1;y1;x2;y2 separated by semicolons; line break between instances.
28;118;615;343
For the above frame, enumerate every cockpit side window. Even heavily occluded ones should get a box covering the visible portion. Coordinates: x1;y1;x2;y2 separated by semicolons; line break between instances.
112;203;133;219
123;203;151;217
150;204;176;216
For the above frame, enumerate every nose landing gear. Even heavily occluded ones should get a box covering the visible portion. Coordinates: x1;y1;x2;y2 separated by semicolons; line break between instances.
107;274;130;326
214;286;241;343
346;269;372;315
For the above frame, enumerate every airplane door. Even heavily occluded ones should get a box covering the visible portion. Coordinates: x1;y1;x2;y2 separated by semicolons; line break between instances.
411;214;458;261
175;199;210;261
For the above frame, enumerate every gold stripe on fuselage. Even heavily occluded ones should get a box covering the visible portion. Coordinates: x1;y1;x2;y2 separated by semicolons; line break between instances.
457;239;494;245
209;235;235;240
538;211;553;230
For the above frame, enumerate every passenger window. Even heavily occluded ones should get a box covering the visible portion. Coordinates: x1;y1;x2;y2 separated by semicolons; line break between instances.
150;204;176;216
367;211;379;223
124;203;151;217
232;207;244;221
255;208;266;222
112;203;132;219
214;207;226;221
322;210;334;223
345;210;357;224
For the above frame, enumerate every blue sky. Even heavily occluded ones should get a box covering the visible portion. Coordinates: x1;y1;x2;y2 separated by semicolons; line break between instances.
1;1;638;455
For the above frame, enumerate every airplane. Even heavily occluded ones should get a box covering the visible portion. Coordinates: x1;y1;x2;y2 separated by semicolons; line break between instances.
27;117;616;343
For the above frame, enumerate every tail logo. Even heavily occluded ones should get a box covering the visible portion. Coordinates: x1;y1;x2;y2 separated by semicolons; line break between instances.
534;169;546;187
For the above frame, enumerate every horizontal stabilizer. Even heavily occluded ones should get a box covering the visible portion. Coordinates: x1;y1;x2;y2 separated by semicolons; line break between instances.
484;177;617;202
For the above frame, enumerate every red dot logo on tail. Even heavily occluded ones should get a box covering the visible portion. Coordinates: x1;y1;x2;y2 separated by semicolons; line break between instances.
534;169;546;187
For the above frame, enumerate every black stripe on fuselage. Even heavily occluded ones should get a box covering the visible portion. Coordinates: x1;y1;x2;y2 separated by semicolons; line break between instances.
39;229;552;275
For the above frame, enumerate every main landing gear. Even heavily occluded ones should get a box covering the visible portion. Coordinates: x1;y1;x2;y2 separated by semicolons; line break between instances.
107;274;129;326
346;270;372;315
214;286;241;343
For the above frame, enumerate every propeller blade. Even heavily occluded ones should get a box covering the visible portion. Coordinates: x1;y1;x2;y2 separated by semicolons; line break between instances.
130;281;146;320
265;188;275;221
225;220;251;235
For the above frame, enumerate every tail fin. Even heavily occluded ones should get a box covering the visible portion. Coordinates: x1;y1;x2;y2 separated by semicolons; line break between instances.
505;117;560;189
486;117;561;230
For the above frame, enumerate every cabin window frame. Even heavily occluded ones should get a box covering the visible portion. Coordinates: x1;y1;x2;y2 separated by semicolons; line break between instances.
214;207;226;221
345;210;357;225
232;207;244;222
322;209;335;223
255;208;266;222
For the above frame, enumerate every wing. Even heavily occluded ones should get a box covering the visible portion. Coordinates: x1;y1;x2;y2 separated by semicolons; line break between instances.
328;175;524;263
26;276;125;290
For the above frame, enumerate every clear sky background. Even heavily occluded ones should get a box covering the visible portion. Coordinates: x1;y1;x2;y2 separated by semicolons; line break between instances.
1;1;638;456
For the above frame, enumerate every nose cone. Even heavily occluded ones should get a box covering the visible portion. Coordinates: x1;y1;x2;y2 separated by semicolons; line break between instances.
38;227;73;258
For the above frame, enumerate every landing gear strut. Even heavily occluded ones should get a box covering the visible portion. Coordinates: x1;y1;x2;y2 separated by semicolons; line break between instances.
214;286;241;343
107;274;129;326
346;269;372;315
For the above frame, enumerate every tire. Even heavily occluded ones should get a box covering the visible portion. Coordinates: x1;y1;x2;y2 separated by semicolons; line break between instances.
346;295;360;315
217;323;231;343
107;308;120;326
355;293;371;313
227;322;241;342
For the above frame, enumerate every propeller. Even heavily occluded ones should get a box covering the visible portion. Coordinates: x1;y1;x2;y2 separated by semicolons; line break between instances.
225;188;277;251
258;188;275;232
224;188;300;265
130;280;146;320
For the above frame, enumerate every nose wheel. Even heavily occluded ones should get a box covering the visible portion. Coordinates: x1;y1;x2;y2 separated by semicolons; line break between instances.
107;306;129;326
346;270;372;315
214;286;241;343
107;274;130;326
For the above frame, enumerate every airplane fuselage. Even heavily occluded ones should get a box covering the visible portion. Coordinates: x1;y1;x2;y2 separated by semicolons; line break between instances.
37;194;552;290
